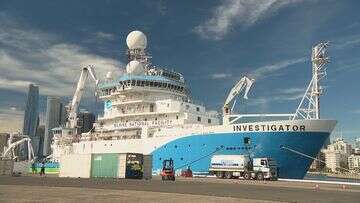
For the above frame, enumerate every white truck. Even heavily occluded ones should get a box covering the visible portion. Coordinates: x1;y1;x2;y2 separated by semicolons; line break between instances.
209;155;278;180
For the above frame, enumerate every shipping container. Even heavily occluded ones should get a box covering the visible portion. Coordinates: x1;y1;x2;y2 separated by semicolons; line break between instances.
143;155;152;180
117;154;127;178
125;153;143;179
59;154;91;178
91;153;119;178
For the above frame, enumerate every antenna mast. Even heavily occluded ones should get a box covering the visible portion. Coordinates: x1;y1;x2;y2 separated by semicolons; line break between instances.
293;42;329;120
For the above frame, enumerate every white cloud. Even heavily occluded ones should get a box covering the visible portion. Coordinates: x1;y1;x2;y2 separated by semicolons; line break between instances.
0;108;24;132
277;87;305;95
210;73;232;79
249;57;307;79
0;14;125;131
94;31;115;41
248;86;305;107
0;15;124;96
334;36;360;50
194;0;309;40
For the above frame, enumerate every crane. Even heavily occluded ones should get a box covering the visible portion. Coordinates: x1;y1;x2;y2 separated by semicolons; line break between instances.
2;136;34;161
223;76;254;116
66;65;99;129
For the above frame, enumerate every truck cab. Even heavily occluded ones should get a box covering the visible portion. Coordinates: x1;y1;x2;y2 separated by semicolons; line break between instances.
252;158;278;180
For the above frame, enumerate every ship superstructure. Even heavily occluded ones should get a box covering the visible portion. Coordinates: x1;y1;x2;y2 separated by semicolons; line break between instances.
51;31;336;179
91;31;219;140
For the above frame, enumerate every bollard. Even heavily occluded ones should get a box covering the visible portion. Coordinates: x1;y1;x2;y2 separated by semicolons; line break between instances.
315;184;320;190
342;185;346;190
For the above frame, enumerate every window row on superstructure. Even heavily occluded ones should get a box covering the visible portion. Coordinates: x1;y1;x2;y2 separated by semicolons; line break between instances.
99;79;188;97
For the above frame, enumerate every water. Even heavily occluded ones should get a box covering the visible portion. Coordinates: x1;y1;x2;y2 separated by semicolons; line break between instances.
305;173;360;183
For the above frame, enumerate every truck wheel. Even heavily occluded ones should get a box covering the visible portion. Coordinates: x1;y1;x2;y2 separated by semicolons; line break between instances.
243;172;251;180
172;176;175;181
224;171;232;179
257;172;264;181
216;171;224;179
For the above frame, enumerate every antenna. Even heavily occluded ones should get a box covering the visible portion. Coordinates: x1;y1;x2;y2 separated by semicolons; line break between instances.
293;42;329;120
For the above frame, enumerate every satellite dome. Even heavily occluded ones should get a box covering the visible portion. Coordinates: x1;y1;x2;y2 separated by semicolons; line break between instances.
106;71;112;79
126;60;144;75
126;30;147;50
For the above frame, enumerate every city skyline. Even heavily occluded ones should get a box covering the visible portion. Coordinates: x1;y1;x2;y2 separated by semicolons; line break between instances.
0;0;360;143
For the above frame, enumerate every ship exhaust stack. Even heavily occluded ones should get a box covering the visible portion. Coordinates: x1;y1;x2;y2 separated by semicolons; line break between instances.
293;42;329;120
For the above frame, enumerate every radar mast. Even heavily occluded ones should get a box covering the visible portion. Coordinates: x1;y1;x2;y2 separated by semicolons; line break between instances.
293;42;329;120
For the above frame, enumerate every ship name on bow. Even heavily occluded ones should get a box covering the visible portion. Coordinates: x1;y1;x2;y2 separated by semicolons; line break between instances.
233;124;306;132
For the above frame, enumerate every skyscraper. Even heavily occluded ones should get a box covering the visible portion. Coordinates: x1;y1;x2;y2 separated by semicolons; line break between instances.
35;125;45;158
43;96;62;156
21;84;39;158
59;102;68;126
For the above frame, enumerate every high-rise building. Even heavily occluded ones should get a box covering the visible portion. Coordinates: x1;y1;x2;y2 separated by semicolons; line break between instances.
34;125;45;158
21;84;39;158
43;96;62;156
59;103;68;126
77;111;95;134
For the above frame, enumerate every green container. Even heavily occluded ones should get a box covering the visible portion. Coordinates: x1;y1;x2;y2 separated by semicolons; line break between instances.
91;153;119;178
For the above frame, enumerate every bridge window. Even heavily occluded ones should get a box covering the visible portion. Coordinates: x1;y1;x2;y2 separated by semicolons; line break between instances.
208;119;211;123
197;116;201;122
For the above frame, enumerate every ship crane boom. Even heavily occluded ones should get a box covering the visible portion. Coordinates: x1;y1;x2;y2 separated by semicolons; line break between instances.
223;76;254;116
67;65;99;129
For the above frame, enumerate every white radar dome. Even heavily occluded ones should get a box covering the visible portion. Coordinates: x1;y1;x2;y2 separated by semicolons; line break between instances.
126;30;147;50
105;71;112;80
126;60;144;75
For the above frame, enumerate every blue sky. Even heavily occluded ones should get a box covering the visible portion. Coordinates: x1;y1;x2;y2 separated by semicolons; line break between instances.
0;0;359;143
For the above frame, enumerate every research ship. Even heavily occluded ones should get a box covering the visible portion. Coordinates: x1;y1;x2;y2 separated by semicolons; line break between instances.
51;31;336;179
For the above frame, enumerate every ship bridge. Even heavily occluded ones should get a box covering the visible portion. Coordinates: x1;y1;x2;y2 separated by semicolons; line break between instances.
98;72;189;99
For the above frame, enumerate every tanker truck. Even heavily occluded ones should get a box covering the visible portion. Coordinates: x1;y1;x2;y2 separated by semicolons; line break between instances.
208;155;278;180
